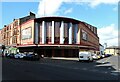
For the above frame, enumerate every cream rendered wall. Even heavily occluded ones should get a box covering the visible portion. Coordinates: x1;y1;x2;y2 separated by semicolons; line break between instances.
104;49;119;55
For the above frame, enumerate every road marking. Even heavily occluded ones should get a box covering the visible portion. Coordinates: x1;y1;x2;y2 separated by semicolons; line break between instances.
110;73;119;76
102;57;111;64
104;72;108;74
90;69;98;72
108;67;112;69
82;68;87;70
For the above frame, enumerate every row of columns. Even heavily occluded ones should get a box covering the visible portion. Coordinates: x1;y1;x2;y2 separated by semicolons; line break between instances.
35;21;78;44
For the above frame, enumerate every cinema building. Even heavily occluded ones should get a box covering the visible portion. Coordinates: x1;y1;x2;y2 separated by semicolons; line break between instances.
1;13;99;57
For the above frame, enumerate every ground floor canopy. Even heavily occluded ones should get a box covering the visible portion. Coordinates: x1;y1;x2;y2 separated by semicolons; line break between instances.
18;45;97;57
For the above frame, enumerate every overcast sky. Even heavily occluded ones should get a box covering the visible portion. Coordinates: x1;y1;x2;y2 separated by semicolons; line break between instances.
0;0;119;47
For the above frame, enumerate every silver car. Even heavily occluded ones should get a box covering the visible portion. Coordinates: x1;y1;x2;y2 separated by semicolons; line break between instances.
14;53;26;59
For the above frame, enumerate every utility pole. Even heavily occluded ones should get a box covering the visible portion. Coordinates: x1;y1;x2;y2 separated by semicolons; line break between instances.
103;43;107;50
103;43;107;54
44;1;46;16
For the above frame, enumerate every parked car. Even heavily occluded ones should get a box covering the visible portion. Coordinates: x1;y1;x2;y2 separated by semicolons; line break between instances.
23;53;40;61
2;54;4;57
79;52;93;62
5;53;9;57
105;54;112;57
92;53;98;60
97;55;102;59
101;54;105;58
41;54;44;58
14;53;26;59
7;53;15;58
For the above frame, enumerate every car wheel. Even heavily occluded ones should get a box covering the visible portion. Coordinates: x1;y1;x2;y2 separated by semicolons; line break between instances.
78;59;81;62
90;59;93;62
88;58;93;62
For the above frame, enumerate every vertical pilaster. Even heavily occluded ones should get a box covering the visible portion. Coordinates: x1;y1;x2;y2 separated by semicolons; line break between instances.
42;21;46;44
51;21;54;44
77;24;80;44
60;21;64;44
69;22;72;44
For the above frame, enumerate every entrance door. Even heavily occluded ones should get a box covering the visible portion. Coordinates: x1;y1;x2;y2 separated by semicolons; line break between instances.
46;49;52;57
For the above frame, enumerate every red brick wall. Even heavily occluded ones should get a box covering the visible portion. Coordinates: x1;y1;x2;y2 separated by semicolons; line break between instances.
79;22;99;50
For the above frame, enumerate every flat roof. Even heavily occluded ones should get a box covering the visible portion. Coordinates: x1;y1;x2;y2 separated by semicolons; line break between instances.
106;46;120;49
35;16;80;23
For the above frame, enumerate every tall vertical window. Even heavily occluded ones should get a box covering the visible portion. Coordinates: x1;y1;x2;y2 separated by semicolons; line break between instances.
39;23;42;44
46;22;52;44
91;26;94;32
72;24;74;43
54;22;60;44
73;24;78;44
14;21;18;26
64;23;69;44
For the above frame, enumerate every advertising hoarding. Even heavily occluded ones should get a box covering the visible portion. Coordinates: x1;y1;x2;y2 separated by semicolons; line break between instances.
22;27;32;40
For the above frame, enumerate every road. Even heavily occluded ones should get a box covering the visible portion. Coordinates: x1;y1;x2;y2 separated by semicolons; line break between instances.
1;56;120;81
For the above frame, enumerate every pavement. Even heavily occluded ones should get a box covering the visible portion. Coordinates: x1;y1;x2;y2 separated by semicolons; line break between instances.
96;56;120;72
46;56;120;73
48;57;79;61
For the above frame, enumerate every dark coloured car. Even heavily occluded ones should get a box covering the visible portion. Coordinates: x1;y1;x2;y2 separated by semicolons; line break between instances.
105;54;112;57
2;54;5;57
6;53;15;58
23;53;40;61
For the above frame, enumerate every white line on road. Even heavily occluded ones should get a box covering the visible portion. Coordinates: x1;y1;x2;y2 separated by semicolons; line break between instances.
104;72;108;74
110;73;119;76
89;69;98;72
82;68;87;70
102;57;111;64
108;67;112;69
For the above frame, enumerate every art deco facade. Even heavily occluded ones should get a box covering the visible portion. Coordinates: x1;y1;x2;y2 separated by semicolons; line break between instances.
1;13;99;57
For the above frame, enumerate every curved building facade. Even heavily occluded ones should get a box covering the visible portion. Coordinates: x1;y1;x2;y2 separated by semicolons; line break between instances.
17;17;99;57
1;13;99;57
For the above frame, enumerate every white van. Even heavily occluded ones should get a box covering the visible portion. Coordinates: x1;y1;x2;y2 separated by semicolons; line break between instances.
79;52;93;62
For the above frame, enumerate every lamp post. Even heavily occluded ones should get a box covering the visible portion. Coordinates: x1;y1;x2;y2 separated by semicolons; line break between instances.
44;0;46;16
2;45;5;54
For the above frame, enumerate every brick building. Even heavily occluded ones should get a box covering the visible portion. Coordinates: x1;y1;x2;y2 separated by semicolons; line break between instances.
1;12;99;57
0;29;2;44
1;12;35;47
